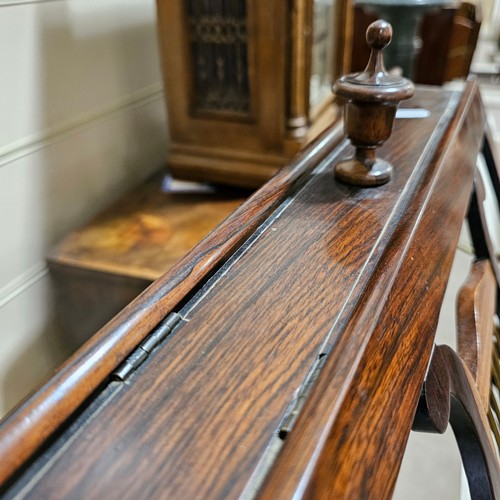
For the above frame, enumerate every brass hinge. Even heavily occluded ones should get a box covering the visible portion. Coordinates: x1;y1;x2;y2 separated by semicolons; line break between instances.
113;312;183;381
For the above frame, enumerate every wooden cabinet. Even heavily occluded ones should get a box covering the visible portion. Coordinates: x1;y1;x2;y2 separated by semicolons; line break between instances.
156;0;352;187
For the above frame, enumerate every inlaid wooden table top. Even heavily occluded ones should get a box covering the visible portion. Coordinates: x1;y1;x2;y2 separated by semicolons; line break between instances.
47;176;249;281
0;84;486;499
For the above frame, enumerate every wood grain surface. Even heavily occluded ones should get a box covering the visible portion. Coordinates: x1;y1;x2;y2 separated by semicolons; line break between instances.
457;260;496;408
258;81;485;498
0;85;485;498
0;121;344;486
48;176;249;281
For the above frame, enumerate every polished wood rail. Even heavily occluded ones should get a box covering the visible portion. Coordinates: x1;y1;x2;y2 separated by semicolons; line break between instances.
0;83;492;498
258;82;487;499
0;120;344;485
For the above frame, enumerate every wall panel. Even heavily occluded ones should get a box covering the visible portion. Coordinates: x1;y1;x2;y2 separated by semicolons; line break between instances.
0;0;169;416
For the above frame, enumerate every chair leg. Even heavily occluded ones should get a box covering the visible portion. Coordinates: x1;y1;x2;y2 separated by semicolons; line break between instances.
482;125;500;207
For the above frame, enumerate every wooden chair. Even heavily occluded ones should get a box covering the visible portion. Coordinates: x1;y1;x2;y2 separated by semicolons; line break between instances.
413;167;500;498
413;257;500;498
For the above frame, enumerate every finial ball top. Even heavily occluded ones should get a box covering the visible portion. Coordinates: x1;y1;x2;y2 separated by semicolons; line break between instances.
366;20;392;50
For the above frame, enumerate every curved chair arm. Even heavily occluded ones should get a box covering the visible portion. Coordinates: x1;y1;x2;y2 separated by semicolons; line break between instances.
414;344;500;499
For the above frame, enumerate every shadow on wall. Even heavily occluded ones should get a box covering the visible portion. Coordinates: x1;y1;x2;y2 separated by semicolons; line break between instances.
1;275;74;416
2;314;72;417
0;0;169;417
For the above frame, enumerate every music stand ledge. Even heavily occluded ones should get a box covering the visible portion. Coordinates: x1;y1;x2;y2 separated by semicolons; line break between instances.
0;82;497;498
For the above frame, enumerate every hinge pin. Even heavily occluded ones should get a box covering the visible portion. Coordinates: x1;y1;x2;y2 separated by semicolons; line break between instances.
279;354;327;439
113;312;182;381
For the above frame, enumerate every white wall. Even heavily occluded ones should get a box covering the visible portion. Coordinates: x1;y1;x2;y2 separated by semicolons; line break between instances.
0;0;169;416
480;0;500;41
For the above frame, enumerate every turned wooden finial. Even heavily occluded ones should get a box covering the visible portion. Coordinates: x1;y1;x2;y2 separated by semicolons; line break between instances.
333;20;414;187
